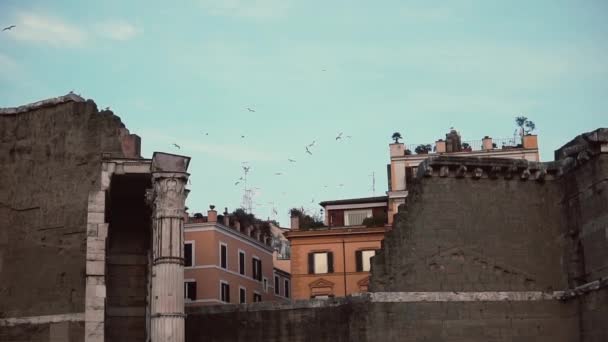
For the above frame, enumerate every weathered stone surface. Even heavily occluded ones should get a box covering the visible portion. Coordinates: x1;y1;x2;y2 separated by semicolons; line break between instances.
0;95;139;341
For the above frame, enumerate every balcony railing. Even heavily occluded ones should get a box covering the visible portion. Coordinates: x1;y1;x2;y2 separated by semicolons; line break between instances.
406;137;523;155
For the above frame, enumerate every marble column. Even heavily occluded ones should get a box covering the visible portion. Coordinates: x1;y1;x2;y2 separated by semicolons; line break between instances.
147;153;190;342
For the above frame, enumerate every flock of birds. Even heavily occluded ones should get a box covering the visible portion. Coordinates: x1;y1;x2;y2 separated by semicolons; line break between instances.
3;23;357;218
168;105;356;217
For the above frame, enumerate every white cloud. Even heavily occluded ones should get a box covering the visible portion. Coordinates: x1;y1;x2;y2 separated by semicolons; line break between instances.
9;12;87;46
96;20;141;41
199;0;291;19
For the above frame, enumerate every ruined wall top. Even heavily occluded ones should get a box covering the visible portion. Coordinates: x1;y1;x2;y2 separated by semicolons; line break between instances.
554;127;608;161
0;93;86;115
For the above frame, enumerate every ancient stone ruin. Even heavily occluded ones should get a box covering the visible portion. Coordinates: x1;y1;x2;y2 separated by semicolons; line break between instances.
0;95;606;341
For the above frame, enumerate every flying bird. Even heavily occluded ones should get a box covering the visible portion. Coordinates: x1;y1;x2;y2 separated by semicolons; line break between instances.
311;198;315;203
275;172;283;176
346;135;352;139
307;140;316;147
335;132;343;140
288;158;296;163
172;143;181;149
338;183;344;187
241;135;245;138
2;25;16;31
246;107;255;112
202;132;209;136
305;146;312;155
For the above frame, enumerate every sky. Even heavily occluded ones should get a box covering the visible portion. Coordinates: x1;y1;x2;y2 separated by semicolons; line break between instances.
1;0;607;226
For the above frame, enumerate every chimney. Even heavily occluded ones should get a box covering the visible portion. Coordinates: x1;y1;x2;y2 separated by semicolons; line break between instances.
223;208;230;226
235;221;241;231
482;136;493;150
207;205;217;223
389;142;405;157
435;139;446;153
291;215;300;231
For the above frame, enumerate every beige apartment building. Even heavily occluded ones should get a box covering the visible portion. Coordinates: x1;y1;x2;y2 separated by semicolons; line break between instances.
387;130;540;224
183;208;289;305
286;197;389;300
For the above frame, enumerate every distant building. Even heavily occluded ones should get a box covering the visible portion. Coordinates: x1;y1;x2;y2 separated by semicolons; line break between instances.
285;196;388;300
184;208;288;305
387;130;540;224
270;223;292;300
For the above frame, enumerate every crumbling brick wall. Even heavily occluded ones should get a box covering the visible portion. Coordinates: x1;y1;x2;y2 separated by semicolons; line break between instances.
0;95;140;341
370;158;567;293
556;129;608;342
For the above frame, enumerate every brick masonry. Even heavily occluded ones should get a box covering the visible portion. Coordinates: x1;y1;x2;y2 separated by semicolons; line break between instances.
0;95;140;342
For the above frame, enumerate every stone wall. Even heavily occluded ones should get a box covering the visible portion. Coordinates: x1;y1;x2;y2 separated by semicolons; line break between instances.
556;129;608;342
0;95;140;341
185;294;579;342
371;156;567;293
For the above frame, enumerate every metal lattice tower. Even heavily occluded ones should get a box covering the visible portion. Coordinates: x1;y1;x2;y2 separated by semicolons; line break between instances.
240;164;253;213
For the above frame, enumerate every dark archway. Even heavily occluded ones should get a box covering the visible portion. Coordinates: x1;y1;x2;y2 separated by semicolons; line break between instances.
105;174;151;342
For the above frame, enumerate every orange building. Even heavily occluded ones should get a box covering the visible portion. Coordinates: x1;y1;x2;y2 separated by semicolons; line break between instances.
285;197;388;300
183;208;289;305
387;130;540;224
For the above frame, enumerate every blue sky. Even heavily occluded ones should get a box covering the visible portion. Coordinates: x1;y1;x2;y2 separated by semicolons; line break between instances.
1;0;607;225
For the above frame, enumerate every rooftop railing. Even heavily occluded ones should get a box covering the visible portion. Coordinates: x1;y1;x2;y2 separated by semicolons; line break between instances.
406;137;523;155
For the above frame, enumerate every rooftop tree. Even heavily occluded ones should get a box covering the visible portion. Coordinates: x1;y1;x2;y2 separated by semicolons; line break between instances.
391;132;403;143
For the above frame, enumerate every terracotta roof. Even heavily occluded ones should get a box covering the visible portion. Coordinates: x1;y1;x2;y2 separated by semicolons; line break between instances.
319;196;388;207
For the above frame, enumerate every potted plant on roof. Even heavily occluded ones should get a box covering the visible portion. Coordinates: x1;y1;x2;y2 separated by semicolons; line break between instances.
461;142;472;152
391;132;403;143
415;144;432;154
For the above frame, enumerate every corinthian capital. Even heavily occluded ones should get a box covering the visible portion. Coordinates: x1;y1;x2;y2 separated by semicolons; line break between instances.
151;173;189;218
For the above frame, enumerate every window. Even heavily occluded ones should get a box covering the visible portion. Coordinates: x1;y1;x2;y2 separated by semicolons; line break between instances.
184;242;194;267
263;277;268;293
184;281;196;301
284;279;290;298
344;209;372;226
238;250;245;275
356;250;376;272
252;257;262;281
239;287;246;304
220;243;227;269
253;292;262;302
274;276;280;295
308;252;333;274
220;281;230;303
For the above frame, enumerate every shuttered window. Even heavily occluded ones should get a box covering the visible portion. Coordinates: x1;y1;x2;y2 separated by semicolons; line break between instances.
184;242;193;267
220;282;230;303
308;252;334;274
184;281;196;301
356;250;376;272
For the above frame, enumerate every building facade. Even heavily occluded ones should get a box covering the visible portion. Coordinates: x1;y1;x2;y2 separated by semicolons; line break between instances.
387;129;540;224
183;209;289;306
286;197;388;300
271;223;292;300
